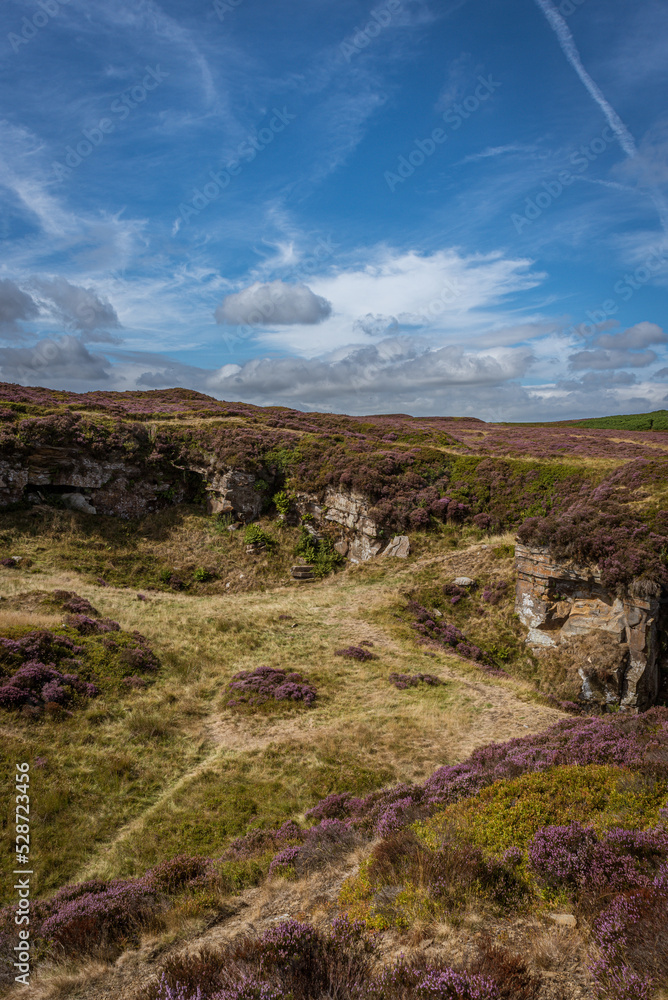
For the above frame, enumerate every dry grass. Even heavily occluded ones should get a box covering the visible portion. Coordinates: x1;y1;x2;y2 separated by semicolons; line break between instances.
0;516;565;899
0;509;574;1000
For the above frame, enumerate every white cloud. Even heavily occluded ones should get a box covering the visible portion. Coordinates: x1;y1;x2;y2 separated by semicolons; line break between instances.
593;321;667;350
569;347;658;370
0;279;39;336
353;313;399;337
215;280;333;326
203;336;532;408
30;276;122;341
0;335;109;381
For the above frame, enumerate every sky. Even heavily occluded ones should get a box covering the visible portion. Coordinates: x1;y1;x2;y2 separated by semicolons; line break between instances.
1;0;667;420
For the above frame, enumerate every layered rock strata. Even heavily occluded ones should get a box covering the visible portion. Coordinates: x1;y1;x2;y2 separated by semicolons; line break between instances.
515;543;665;711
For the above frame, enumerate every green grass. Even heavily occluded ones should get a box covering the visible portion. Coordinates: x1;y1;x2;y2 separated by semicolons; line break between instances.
418;764;668;855
572;409;668;431
0;510;560;909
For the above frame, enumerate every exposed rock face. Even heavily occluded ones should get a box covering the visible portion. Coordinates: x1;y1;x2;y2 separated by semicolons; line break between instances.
515;543;665;711
292;489;387;563
201;469;264;522
322;489;384;563
0;445;269;522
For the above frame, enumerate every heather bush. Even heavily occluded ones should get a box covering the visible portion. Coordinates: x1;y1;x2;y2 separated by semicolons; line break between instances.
65;614;121;635
481;581;507;605
388;673;444;690
147;916;377;1000
52;590;99;615
590;878;668;999
0;660;98;710
358;959;501;999
405;601;506;676
225;665;316;708
40;876;160;957
335;646;377;661
0;618;160;714
517;493;668;593
528;822;668;904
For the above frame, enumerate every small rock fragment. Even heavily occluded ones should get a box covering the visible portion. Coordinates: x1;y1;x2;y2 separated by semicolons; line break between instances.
548;913;577;928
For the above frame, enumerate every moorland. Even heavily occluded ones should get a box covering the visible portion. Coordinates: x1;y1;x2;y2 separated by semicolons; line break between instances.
0;384;668;1000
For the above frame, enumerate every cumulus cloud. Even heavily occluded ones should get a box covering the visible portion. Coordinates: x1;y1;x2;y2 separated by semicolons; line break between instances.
352;313;399;337
31;276;121;341
203;338;531;405
214;281;332;326
569;348;658;370
593;321;667;350
0;335;109;381
558;371;639;389
652;367;668;381
0;279;39;336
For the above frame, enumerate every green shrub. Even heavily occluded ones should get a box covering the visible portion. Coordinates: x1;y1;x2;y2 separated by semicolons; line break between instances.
243;524;276;548
272;490;292;517
295;528;344;578
192;567;213;583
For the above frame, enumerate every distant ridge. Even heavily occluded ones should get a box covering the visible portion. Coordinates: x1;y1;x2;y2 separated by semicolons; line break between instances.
569;409;668;431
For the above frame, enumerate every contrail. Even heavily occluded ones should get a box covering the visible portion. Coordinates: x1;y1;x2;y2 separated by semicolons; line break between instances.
533;0;637;159
533;0;668;235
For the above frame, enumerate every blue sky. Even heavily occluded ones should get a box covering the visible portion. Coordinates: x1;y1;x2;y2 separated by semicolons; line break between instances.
1;0;667;419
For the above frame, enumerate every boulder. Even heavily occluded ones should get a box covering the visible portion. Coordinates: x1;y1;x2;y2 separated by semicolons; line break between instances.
334;539;349;557
381;536;410;558
62;493;96;514
348;536;383;563
454;576;474;587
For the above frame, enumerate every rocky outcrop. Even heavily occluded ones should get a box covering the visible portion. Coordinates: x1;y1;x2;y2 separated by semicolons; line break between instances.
0;443;395;560
292;489;387;563
515;543;665;711
0;445;270;522
201;468;264;522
